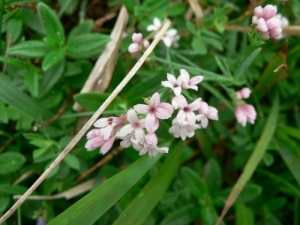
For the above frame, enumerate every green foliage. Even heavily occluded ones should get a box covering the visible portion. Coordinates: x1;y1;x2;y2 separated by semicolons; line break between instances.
0;0;300;225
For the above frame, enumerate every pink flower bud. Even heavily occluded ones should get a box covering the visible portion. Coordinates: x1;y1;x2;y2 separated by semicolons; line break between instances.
143;40;150;48
235;91;242;99
263;5;277;20
254;6;264;18
266;18;281;30
261;31;270;40
252;16;259;25
128;43;140;53
240;87;251;99
235;103;257;127
132;33;143;43
270;27;282;39
257;18;268;32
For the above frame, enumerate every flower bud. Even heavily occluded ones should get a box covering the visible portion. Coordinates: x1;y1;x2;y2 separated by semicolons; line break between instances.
263;5;277;20
132;33;143;43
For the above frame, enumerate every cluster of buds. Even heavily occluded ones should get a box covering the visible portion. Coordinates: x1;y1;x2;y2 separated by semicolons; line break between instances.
128;33;150;54
234;87;257;127
147;17;180;47
252;5;283;40
85;70;218;158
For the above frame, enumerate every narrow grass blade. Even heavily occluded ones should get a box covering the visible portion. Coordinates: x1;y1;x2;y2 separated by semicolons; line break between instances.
48;154;162;225
216;93;279;225
113;143;182;225
276;140;300;187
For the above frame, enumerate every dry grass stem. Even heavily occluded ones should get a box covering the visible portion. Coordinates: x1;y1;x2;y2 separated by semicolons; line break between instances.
0;15;171;224
187;0;204;25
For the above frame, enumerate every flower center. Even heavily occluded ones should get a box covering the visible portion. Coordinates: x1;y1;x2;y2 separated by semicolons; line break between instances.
149;107;156;113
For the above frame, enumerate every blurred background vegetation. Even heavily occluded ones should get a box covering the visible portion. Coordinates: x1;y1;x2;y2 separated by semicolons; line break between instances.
0;0;300;224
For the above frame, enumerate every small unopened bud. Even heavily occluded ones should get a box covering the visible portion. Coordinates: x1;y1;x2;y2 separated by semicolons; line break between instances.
263;5;277;20
132;33;143;43
128;43;140;53
254;6;264;18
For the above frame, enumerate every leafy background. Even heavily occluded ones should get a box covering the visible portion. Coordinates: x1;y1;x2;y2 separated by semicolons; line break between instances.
0;0;300;225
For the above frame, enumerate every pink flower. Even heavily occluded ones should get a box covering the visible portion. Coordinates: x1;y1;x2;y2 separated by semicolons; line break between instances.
94;115;126;140
235;103;257;127
235;87;251;99
134;92;174;132
180;69;204;91
169;118;200;140
132;33;143;43
85;129;116;154
254;6;264;18
263;5;277;20
257;18;268;32
196;101;218;128
172;95;187;109
117;109;145;144
270;27;282;39
266;18;281;30
176;97;202;125
161;73;184;96
138;133;168;158
128;43;140;53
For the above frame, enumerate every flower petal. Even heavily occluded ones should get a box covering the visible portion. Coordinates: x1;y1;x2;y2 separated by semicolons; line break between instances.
149;92;160;107
134;104;149;114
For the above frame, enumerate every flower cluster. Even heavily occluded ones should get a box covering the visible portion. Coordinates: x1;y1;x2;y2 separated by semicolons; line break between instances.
147;17;180;47
128;33;150;53
252;5;283;40
85;70;218;158
163;69;218;140
234;88;257;127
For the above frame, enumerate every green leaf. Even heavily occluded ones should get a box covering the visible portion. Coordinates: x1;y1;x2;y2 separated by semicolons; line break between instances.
192;36;207;55
48;154;161;225
0;184;27;195
73;92;124;111
186;21;197;35
42;48;66;70
0;100;8;123
64;154;80;170
276;140;300;187
37;2;65;45
235;183;262;204
0;152;26;175
234;47;261;78
0;74;52;119
24;69;39;97
0;56;27;68
66;33;111;59
167;3;186;16
113;143;182;225
68;20;94;39
6;14;23;44
235;204;254;225
160;204;198;225
0;193;10;214
8;40;52;58
204;158;222;194
39;57;65;98
217;93;279;223
202;36;223;51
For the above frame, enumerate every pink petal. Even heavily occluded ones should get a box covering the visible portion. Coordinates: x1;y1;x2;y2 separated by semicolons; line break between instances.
127;108;138;123
180;69;190;81
207;107;218;120
94;118;108;127
134;127;145;144
263;5;277;20
117;124;134;137
156;147;168;154
145;113;159;132
176;110;186;123
189;76;204;86
172;95;187;109
134;104;149;114
173;86;182;96
87;129;100;139
198;101;208;114
149;92;160;107
100;136;116;154
145;132;158;146
200;116;209;128
161;81;174;89
167;73;177;84
186;111;196;125
189;98;202;111
128;43;140;53
132;33;143;43
254;6;264;18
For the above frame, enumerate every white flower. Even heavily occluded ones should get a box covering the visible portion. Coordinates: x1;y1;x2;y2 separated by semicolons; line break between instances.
146;17;180;47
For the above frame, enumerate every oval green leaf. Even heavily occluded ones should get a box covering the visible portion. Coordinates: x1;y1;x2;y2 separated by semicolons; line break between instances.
0;152;26;175
8;40;52;58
